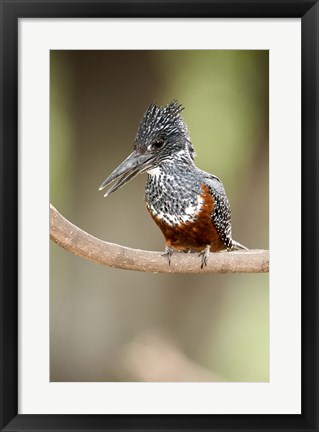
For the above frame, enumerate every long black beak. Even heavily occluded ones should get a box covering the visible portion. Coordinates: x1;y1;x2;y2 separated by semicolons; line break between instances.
99;150;154;197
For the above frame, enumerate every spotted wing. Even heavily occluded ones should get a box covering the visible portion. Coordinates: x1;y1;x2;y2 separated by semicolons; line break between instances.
202;175;233;250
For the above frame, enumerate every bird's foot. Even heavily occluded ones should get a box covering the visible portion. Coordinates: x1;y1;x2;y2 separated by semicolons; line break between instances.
161;246;174;266
199;245;210;269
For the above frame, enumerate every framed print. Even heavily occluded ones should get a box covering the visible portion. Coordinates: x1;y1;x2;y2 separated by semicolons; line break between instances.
0;1;318;431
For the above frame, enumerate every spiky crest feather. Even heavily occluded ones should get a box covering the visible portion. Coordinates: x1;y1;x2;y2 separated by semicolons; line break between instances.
135;100;195;159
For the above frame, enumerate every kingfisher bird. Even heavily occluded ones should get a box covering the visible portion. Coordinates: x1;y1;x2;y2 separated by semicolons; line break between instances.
99;100;247;268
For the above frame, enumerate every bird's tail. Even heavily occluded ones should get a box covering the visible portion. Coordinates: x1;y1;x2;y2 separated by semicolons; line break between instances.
232;240;249;251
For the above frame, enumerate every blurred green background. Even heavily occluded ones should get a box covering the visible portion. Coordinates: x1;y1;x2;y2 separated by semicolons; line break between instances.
50;50;269;382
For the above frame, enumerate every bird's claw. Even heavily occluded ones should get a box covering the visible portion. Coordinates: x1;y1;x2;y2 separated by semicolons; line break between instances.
161;246;174;266
199;245;210;269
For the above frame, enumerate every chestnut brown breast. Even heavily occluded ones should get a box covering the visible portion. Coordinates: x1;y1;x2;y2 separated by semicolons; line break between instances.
146;184;225;252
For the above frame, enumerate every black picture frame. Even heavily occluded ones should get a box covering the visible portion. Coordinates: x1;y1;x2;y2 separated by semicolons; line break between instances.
0;1;318;431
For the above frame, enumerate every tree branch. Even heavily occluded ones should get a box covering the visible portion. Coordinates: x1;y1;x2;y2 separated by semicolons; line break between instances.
50;204;269;274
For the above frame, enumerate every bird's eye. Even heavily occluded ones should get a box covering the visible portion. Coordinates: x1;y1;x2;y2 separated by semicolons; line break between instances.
153;138;165;149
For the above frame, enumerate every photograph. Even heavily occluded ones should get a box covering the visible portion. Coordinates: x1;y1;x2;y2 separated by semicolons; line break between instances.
50;49;269;383
2;1;318;430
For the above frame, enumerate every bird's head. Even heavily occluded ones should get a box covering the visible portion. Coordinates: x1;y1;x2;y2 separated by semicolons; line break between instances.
99;100;195;197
